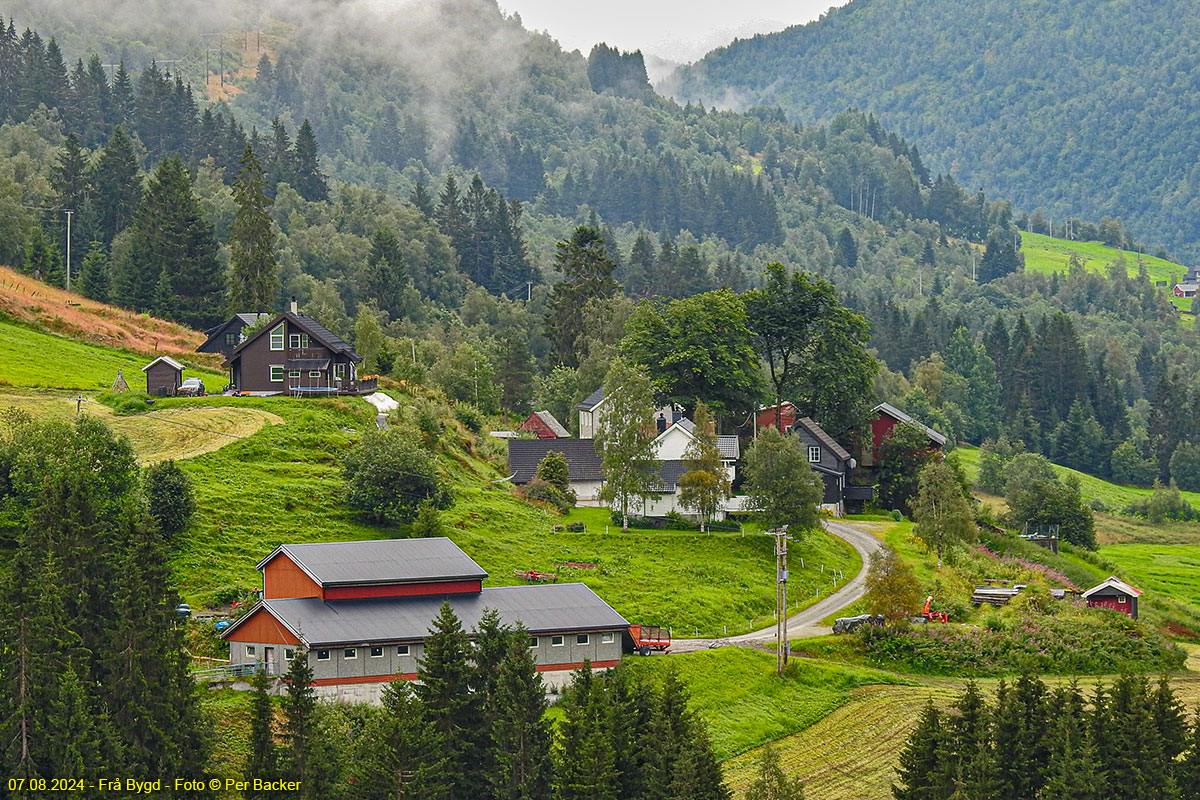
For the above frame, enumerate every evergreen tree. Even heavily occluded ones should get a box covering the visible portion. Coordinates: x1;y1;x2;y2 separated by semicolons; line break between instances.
489;627;552;800
544;226;619;366
943;682;995;799
143;459;196;537
416;602;483;800
120;155;223;325
893;699;951;800
22;225;63;287
78;241;109;302
555;665;617;800
247;670;278;800
293;119;328;202
89;126;140;246
281;651;318;795
1179;712;1200;800
745;746;805;800
356;680;449;800
229;144;278;313
1039;684;1100;800
1050;399;1108;474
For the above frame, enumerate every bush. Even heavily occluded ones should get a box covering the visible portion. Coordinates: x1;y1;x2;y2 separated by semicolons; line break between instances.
1111;439;1157;486
343;430;453;524
1170;442;1200;492
522;479;575;513
144;459;195;536
453;402;484;433
535;450;571;494
410;499;445;537
1127;481;1196;522
977;436;1023;494
98;391;155;414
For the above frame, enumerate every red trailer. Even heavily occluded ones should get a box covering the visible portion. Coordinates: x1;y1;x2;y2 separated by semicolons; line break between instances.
629;624;671;656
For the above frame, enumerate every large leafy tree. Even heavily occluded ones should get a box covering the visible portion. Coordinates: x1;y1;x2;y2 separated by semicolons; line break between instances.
876;422;942;516
864;548;922;622
745;263;875;442
228;144;279;314
741;427;824;533
342;430;452;523
621;289;762;416
595;358;658;530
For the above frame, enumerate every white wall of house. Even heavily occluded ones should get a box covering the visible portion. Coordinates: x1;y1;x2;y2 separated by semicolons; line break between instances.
579;398;607;439
571;479;605;505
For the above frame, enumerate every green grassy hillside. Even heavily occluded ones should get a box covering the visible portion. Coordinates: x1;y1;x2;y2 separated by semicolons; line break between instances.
0;318;225;392
1020;232;1185;283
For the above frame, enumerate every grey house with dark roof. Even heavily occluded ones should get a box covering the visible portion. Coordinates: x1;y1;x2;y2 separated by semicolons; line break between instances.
222;538;628;700
225;302;377;395
197;313;271;359
791;417;870;514
507;438;605;502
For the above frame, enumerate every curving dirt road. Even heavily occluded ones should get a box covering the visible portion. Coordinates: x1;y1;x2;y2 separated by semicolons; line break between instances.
668;520;884;654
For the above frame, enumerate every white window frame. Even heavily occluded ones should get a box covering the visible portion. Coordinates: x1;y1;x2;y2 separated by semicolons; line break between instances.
316;650;330;661
808;446;821;463
289;333;309;349
551;635;565;647
1119;596;1127;604
284;648;295;661
370;646;384;658
601;633;615;644
269;323;285;351
269;365;284;382
246;645;256;657
288;370;301;379
334;363;347;378
576;634;590;645
343;648;358;660
308;370;322;378
528;637;539;648
396;644;410;656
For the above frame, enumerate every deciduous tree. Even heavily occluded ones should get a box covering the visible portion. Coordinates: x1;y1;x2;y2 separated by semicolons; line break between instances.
913;460;974;567
741;427;824;532
595;358;657;530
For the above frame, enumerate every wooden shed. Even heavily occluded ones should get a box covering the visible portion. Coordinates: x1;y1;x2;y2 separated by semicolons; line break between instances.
1083;576;1142;619
142;356;184;397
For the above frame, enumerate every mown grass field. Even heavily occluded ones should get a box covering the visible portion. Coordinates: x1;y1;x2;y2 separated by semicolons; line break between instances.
1097;543;1200;609
0;318;226;392
955;445;1200;510
1020;231;1185;283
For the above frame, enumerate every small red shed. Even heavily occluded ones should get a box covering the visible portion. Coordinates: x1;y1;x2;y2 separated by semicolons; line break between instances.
1082;576;1142;619
865;402;949;465
142;356;185;397
518;410;570;439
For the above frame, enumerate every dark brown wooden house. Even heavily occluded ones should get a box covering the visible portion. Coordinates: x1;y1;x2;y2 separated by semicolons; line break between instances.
142;356;184;397
197;313;271;359
226;304;375;395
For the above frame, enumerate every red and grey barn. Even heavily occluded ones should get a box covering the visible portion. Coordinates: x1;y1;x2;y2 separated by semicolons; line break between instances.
1082;576;1142;619
225;303;377;396
142;356;184;397
864;402;948;466
220;538;628;701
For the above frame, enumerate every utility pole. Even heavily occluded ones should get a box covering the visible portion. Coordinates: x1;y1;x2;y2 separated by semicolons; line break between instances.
765;527;789;676
526;281;532;302
64;210;73;292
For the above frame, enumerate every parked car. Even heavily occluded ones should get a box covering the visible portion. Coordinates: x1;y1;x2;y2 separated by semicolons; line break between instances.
178;377;206;396
832;613;884;634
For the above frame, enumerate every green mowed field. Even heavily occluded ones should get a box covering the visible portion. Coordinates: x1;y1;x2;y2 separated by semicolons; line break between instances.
955;445;1200;510
0;318;225;391
1020;231;1185;283
1098;543;1200;610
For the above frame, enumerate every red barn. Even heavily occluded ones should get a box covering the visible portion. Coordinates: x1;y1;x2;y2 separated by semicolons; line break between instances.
865;402;949;466
756;401;799;433
518;410;570;439
1083;576;1142;619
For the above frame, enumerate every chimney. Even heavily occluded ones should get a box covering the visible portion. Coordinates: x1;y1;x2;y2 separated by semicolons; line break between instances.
289;296;297;314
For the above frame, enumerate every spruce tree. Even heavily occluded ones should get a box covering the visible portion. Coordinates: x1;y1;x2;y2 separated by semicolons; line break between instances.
281;650;317;795
22;225;63;286
489;627;552;800
78;241;109;301
416;601;483;800
1039;684;1100;800
1178;712;1200;800
943;682;995;799
355;680;449;799
745;745;805;800
894;699;952;800
229;144;278;313
543;226;619;366
247;670;277;800
556;663;617;800
89;126;140;245
293;119;328;202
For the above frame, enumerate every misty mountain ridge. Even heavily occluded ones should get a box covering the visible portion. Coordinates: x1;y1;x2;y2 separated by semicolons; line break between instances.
670;0;1200;262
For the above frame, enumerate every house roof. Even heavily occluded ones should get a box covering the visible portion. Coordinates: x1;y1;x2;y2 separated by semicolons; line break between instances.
142;355;184;373
231;311;362;362
795;417;852;462
1082;576;1143;599
649;459;687;492
654;418;740;460
507;439;604;483
577;387;606;411
874;402;949;447
257;538;488;587
1177;283;1199;292
224;583;629;647
200;313;271;342
526;410;570;438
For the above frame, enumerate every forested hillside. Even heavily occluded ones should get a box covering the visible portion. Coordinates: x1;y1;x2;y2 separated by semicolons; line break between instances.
670;0;1200;262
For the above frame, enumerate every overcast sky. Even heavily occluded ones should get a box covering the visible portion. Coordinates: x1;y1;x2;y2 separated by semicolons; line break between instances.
495;0;849;65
